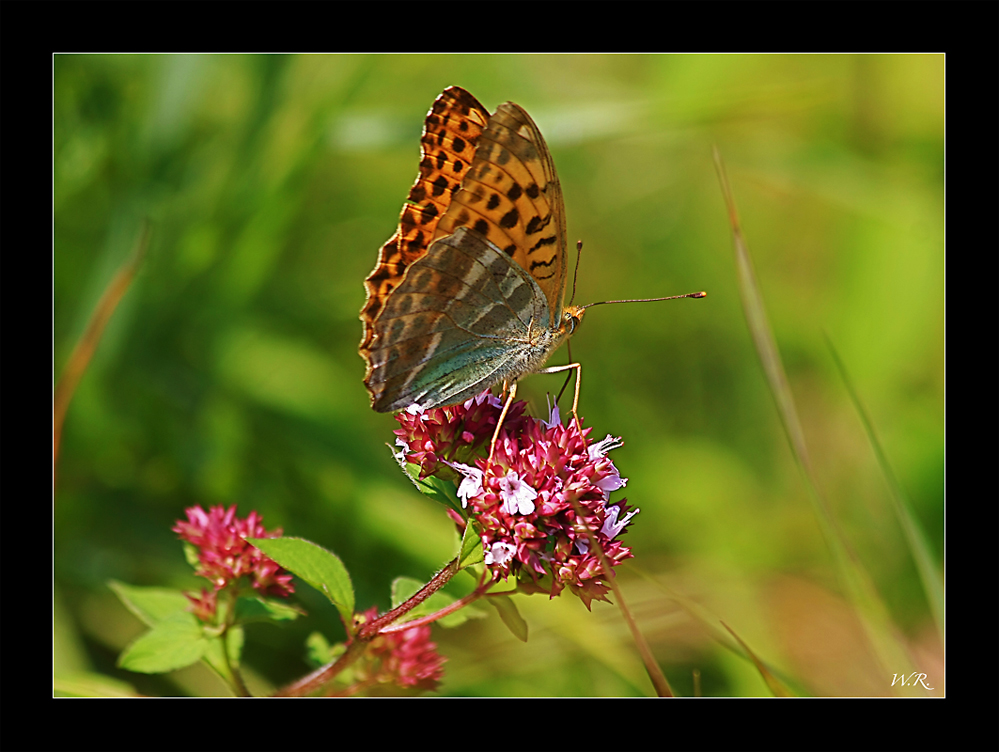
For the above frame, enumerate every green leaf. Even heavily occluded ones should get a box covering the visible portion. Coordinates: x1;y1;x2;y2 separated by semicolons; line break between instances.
488;577;518;595
305;631;345;667
439;599;487;628
234;595;306;623
248;537;354;624
458;522;484;570
54;672;139;697
118;612;208;673
108;580;190;627
390;576;424;608
490;596;528;642
391;446;463;512
409;466;463;512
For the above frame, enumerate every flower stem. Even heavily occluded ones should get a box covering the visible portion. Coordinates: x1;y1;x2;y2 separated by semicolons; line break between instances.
357;557;459;639
378;575;492;634
274;557;463;696
567;495;674;698
222;629;252;697
273;639;368;697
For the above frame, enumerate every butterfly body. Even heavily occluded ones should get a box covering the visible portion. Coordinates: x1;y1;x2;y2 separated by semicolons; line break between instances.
360;87;583;413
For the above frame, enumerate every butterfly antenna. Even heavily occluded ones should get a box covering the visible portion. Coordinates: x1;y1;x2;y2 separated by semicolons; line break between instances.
568;240;584;306
581;291;707;310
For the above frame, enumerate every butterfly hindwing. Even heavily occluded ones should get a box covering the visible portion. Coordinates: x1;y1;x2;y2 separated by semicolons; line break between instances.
366;228;552;411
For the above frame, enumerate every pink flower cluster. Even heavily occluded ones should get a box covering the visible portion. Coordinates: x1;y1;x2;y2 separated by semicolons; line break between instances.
394;390;639;610
394;391;526;480
354;607;447;692
173;505;294;615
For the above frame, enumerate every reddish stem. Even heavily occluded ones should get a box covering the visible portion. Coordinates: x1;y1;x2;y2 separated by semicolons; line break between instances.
378;577;491;634
358;557;459;639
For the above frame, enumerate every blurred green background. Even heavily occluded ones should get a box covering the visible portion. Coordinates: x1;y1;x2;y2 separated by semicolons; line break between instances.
54;54;943;697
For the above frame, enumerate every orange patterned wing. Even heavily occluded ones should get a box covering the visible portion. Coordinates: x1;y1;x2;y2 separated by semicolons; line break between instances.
359;87;490;351
433;100;568;327
361;226;562;412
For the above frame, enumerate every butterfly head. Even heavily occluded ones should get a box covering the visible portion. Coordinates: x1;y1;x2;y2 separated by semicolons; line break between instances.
561;305;586;338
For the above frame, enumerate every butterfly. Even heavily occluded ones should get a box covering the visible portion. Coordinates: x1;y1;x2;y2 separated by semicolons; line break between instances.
359;87;703;437
359;86;584;414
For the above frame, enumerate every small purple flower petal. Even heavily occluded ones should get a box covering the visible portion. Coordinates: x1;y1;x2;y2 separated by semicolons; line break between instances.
465;391;503;410
594;469;627;501
542;398;561;430
588;434;624;460
484;541;517;566
392;437;410;463
447;461;484;508
499;470;538;515
601;504;640;539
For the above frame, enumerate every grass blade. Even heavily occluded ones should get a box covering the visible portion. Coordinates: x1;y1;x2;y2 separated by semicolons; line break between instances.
54;221;150;472
824;333;943;639
713;147;919;693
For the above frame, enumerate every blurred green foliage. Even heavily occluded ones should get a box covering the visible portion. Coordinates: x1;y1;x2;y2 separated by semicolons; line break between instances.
55;54;943;696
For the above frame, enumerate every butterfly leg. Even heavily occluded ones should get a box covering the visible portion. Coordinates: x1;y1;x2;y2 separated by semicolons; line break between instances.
488;381;518;464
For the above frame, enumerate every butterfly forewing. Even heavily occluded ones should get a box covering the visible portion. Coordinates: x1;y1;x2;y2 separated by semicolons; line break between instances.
401;87;490;252
360;87;490;351
435;103;568;327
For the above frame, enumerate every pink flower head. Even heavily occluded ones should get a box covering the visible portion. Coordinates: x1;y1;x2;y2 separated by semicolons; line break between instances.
173;505;294;599
355;607;446;692
394;391;526;479
394;389;639;610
